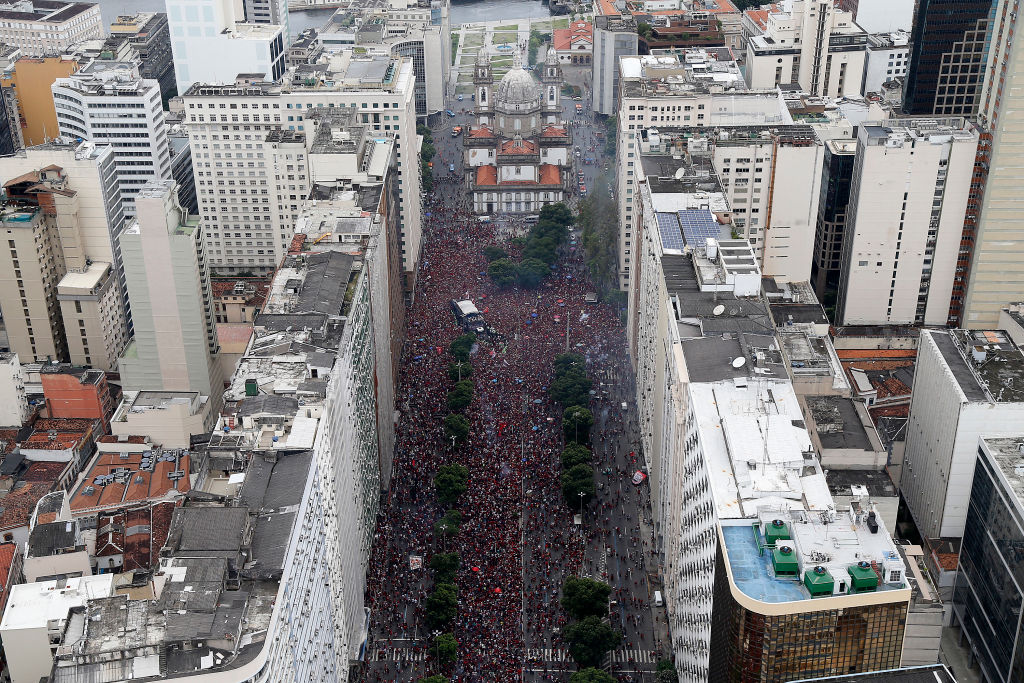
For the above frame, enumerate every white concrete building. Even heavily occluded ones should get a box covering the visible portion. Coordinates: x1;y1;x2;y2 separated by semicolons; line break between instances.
166;0;286;93
52;60;171;216
845;0;914;34
862;31;910;95
592;13;637;116
901;329;1024;541
616;54;796;288
745;0;867;98
837;119;978;326
110;390;215;447
0;0;103;57
183;52;421;278
0;353;28;427
118;180;222;404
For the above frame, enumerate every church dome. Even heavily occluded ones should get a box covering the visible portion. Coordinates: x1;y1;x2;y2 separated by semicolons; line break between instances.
495;60;540;110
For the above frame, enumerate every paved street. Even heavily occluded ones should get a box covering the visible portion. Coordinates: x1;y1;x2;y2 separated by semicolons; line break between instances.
360;70;662;682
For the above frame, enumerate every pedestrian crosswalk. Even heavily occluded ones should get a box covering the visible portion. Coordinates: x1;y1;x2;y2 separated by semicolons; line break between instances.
524;648;658;665
371;647;427;662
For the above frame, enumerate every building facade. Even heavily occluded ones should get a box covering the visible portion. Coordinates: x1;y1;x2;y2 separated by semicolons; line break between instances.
0;54;79;147
592;13;637;116
0;353;28;427
812;138;855;301
837;120;978;326
105;12;176;102
0;1;103;56
863;31;910;95
52;60;171;216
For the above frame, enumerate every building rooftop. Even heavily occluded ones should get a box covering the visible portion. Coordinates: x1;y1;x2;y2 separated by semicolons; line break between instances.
825;468;898;500
620;48;744;95
982;436;1024;508
791;664;956;683
0;0;95;24
929;329;1024;404
68;447;190;513
211;277;271;309
804;395;874;451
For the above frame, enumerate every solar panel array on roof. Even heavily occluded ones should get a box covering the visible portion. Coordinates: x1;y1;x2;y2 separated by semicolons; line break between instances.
678;209;721;247
656;213;685;250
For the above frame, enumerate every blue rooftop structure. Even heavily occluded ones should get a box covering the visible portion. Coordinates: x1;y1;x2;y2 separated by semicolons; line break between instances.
721;524;807;603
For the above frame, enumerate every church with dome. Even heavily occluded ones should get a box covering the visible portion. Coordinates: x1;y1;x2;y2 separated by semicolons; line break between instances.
463;50;572;214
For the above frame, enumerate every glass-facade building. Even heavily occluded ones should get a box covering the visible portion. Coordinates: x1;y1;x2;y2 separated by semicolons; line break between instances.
953;439;1024;683
903;0;995;116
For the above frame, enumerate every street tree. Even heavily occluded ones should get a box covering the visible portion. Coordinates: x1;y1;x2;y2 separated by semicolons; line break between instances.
425;583;458;628
517;257;550;288
523;235;559;264
657;660;679;682
561;442;592;469
447;382;473;411
561;577;612;620
435;463;469;506
419;677;448;683
550;369;592;408
430;552;461;584
432;632;458;664
483;246;508;262
448;361;473;382
577;178;619;295
488;258;521;288
554;352;586;376
563;616;621;669
435;509;462;537
561;463;596;509
539;202;573;228
449;334;476;362
570;669;616;683
443;414;470;446
563;406;594;443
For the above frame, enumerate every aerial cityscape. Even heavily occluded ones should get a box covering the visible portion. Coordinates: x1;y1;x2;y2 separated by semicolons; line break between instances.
0;0;1019;682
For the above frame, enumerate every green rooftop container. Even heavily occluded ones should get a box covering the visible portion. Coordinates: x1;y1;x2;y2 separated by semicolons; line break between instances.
771;544;799;576
847;562;879;592
765;519;790;546
804;566;834;597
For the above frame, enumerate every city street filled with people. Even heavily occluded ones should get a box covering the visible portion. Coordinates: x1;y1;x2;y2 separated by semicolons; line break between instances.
360;114;663;681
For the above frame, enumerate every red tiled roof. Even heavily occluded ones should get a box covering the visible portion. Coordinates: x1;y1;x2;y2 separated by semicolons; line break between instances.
744;6;781;31
476;165;498;186
210;277;271;307
553;22;593;51
0;462;64;531
540;125;568;138
0;543;16;611
21;461;66;482
869;405;910;420
70;450;191;512
539;164;560;185
150;501;176;567
936;553;959;571
836;349;917;360
97;435;149;444
499;139;538;155
0;430;19;456
22;432;87;450
288;234;307;254
467;126;496;139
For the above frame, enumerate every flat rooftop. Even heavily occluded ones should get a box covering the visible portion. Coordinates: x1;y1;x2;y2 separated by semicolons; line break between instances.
805;395;873;451
982;436;1024;507
930;329;1024;403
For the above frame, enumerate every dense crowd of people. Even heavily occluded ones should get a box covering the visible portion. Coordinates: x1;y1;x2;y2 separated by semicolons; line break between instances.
362;126;658;681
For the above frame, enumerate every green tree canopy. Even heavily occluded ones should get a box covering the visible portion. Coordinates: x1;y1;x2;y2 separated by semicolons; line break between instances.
448;362;473;382
487;258;521;288
570;668;617;683
435;463;469;505
430;552;461;584
563;616;621;668
561;463;596;509
447;382;473;411
517;257;550;288
561;577;612;620
432;632;458;664
443;413;471;446
435;509;462;537
419;676;448;683
449;334;476;362
563;405;594;444
425;582;458;628
483;246;508;262
522;235;559;264
657;659;679;682
554;352;586;376
561;442;592;469
539;202;573;228
550;368;592;407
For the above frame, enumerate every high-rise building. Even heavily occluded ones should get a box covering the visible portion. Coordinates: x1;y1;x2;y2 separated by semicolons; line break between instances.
0;353;28;427
118;180;222;403
0;54;79;147
903;0;994;116
0;1;103;57
104;13;176;103
52;60;171;216
837;0;914;33
166;0;286;93
745;0;867;97
953;435;1024;683
812;138;855;300
862;31;911;95
182;52;421;280
900;329;1024;542
591;12;637;116
961;0;1024;328
243;0;289;37
836;119;978;326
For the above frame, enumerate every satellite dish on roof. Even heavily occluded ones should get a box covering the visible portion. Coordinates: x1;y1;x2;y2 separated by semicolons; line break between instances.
674;167;686;179
713;304;725;316
732;357;747;369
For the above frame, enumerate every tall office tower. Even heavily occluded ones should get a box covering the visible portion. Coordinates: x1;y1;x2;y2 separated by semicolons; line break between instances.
166;0;286;93
104;13;176;103
183;52;421;280
0;148;130;370
903;0;994;116
0;54;79;147
52;60;171;216
745;0;867;97
812;138;855;300
836;120;978;326
0;1;103;57
614;52;801;290
118;180;222;403
900;329;1024;541
591;12;637;116
243;0;289;39
953;435;1024;683
961;0;1024;328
